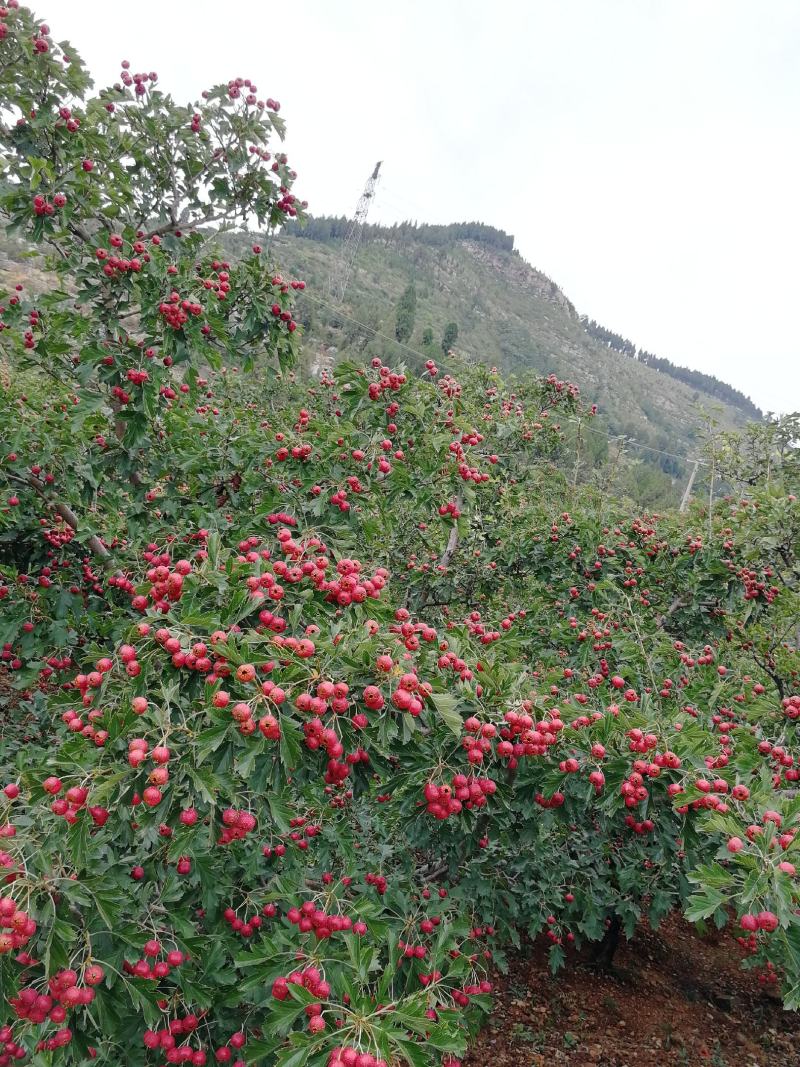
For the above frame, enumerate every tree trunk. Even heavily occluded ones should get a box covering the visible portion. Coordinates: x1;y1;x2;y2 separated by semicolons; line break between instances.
591;914;622;971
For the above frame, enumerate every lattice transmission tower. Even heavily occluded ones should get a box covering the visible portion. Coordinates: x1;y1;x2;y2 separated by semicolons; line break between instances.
327;161;382;303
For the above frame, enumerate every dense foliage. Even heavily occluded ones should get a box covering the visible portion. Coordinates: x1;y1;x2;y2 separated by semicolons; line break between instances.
1;7;800;1067
234;227;755;503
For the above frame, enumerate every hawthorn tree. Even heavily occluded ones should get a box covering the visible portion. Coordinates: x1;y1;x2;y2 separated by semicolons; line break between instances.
0;0;303;564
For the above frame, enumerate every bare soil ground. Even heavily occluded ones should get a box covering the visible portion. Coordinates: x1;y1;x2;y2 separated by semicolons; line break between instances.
464;914;800;1067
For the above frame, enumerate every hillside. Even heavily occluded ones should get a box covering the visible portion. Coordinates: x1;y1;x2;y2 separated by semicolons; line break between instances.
223;219;760;494
1;216;761;504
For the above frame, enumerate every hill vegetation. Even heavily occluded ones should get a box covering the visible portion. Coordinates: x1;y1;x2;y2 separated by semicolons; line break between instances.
289;217;517;253
580;316;762;420
215;217;762;504
0;212;765;506
289;217;762;422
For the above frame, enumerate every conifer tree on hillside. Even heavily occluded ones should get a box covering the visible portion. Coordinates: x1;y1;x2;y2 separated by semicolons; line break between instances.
395;281;417;343
442;320;459;354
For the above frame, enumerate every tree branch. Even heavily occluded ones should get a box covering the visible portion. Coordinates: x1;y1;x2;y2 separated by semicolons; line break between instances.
12;473;113;564
657;594;689;628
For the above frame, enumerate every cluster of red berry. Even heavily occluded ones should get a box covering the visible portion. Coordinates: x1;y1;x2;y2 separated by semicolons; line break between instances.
423;775;496;820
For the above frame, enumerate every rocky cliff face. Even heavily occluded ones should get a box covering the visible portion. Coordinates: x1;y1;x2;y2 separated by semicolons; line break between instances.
461;241;576;316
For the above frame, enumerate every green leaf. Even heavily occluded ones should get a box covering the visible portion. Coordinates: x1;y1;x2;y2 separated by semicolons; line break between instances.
684;885;729;923
244;1037;284;1065
687;862;734;891
196;723;230;763
67;815;91;869
430;691;463;737
549;943;566;974
274;1047;310;1067
279;722;302;771
268;792;292;834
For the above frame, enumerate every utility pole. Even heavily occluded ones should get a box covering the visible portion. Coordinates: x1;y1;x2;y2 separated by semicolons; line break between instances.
679;460;700;513
327;161;382;303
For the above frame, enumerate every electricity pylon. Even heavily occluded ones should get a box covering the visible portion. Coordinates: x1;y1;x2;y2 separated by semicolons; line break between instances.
327;161;382;303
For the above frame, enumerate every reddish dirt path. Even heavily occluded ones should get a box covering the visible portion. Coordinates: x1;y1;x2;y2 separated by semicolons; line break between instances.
464;914;800;1066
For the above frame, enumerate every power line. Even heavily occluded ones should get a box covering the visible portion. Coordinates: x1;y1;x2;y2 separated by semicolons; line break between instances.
573;419;707;468
297;288;708;471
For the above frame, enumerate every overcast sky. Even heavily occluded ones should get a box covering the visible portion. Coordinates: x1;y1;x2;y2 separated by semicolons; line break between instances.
61;0;799;414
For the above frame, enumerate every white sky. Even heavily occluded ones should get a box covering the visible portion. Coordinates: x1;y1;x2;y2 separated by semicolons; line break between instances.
60;0;800;414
